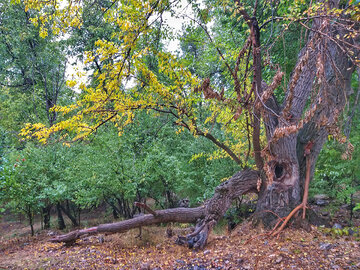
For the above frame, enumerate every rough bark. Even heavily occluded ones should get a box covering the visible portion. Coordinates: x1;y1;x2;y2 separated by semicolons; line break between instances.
254;3;357;226
177;169;260;249
50;207;206;245
49;170;259;247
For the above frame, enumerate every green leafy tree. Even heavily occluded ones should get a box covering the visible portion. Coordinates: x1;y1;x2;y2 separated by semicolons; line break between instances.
1;142;82;233
0;0;74;229
313;71;360;214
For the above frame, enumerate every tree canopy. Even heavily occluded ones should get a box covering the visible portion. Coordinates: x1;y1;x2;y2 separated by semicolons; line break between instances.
18;0;359;168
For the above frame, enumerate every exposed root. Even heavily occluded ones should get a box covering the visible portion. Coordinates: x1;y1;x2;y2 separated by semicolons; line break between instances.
244;211;284;244
271;203;304;237
175;219;216;250
174;169;259;249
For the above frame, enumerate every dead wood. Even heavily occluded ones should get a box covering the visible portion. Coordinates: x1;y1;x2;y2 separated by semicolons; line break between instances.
50;169;259;248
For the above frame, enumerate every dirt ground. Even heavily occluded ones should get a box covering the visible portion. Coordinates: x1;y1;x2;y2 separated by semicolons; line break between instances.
1;217;360;270
1;201;360;270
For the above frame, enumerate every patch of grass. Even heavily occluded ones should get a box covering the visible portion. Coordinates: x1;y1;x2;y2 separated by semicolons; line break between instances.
212;218;228;235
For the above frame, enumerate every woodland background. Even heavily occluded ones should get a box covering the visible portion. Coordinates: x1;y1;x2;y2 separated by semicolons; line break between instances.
0;0;360;268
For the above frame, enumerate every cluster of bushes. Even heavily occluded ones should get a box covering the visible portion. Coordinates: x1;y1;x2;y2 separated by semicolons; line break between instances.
0;115;240;234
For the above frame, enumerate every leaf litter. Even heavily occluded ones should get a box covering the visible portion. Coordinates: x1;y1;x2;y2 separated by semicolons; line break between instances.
1;222;359;269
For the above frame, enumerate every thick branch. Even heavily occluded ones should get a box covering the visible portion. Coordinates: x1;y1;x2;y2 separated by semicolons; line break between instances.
153;107;244;166
251;17;264;170
50;207;205;243
296;16;356;186
196;129;243;166
233;2;264;170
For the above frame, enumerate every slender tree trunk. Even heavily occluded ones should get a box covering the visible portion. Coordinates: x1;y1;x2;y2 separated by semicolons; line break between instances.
59;204;79;227
40;211;43;230
43;205;52;229
78;207;81;226
112;207;119;219
105;198;120;219
27;207;34;236
116;198;133;218
161;176;176;208
116;198;125;217
57;203;66;230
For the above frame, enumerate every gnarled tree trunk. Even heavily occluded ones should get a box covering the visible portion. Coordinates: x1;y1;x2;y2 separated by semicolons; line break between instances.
254;9;355;227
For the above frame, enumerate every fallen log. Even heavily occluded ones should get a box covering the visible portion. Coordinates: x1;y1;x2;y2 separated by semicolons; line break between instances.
50;169;259;249
50;207;205;243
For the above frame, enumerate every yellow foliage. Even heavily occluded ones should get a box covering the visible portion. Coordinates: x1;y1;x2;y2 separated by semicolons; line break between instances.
19;0;256;166
66;80;77;88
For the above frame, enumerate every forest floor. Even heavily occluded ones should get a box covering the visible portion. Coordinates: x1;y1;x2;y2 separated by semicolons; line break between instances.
1;207;360;270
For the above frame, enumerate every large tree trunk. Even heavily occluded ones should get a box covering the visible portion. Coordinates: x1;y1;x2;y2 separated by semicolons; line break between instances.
254;5;355;226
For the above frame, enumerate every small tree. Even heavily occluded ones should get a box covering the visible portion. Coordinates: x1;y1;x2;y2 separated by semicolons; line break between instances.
1;156;43;236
